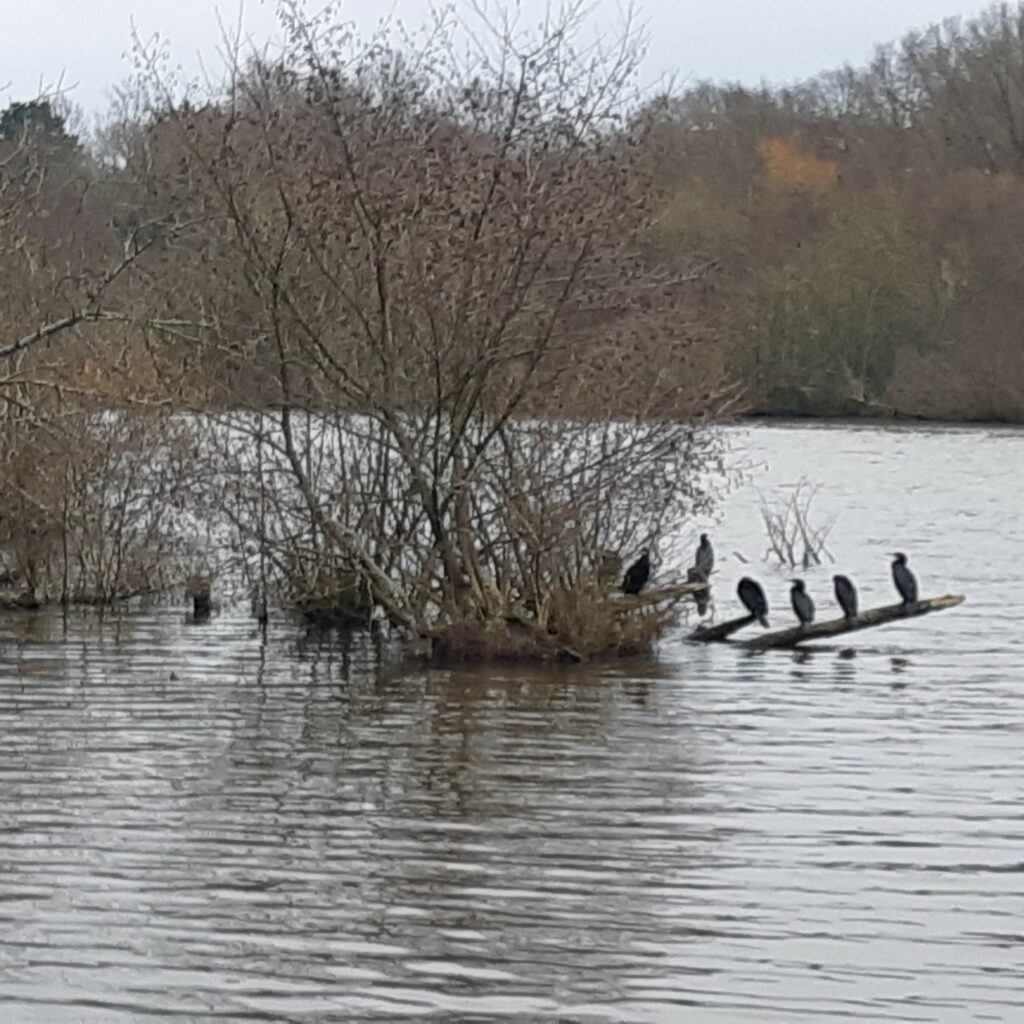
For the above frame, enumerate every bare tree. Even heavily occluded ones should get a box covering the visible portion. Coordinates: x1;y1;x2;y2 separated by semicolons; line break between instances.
114;1;729;656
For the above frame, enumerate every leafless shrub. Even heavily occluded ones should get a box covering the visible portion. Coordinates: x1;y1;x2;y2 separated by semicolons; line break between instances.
112;1;732;658
0;406;201;602
760;477;835;569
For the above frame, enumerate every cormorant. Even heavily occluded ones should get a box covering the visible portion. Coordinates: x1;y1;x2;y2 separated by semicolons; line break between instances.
695;533;714;577
790;578;815;626
622;550;651;595
890;552;918;605
833;574;858;619
737;577;769;627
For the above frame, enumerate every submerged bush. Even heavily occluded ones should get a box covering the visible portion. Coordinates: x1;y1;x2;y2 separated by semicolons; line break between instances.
0;409;200;603
0;3;730;657
110;2;731;658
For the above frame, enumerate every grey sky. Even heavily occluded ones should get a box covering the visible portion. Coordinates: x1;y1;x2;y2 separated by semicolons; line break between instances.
3;0;992;119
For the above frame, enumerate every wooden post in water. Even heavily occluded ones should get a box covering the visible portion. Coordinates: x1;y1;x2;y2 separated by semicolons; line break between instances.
186;576;212;623
690;594;965;649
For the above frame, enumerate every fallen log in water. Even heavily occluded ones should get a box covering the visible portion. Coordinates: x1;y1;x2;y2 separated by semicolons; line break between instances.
608;580;708;615
690;612;756;642
745;594;965;649
690;594;964;649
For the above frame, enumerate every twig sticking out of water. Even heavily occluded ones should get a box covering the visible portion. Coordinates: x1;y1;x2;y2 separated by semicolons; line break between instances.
760;478;835;569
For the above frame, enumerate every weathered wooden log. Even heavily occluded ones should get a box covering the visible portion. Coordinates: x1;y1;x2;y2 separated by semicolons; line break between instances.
741;594;965;650
607;580;708;615
690;612;757;642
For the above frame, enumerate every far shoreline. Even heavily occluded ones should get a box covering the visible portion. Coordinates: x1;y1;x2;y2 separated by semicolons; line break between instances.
737;412;1024;432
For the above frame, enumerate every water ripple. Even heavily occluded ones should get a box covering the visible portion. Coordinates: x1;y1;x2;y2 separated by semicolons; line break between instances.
0;424;1020;1021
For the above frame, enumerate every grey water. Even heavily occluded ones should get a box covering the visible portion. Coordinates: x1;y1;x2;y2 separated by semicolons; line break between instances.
0;422;1021;1022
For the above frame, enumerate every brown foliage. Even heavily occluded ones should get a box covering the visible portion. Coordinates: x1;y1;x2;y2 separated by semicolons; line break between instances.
643;2;1024;421
758;136;839;196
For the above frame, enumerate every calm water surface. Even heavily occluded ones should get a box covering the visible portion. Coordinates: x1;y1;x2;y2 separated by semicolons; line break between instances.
0;423;1022;1022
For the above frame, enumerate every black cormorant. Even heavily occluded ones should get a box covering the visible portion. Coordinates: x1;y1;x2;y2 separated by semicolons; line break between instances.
622;550;651;595
737;577;769;627
695;533;714;577
890;552;918;605
833;574;858;619
790;578;815;626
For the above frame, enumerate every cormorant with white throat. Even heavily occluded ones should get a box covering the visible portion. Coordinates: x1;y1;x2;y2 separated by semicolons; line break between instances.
891;552;918;605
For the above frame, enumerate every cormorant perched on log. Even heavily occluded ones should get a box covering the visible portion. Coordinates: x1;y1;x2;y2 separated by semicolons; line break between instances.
622;550;651;595
694;533;714;577
891;552;918;604
833;574;858;619
790;579;815;626
737;577;769;627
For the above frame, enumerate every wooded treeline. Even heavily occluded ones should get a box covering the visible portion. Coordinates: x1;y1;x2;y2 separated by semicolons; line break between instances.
648;1;1024;420
9;3;1024;428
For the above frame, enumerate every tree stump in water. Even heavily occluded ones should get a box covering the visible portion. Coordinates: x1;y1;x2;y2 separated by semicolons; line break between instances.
186;576;211;623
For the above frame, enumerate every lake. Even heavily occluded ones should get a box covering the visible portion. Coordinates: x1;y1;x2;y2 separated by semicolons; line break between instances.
0;422;1021;1022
